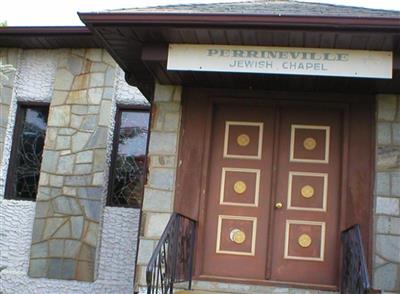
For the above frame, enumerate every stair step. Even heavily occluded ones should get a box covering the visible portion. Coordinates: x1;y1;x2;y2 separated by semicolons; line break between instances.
174;290;226;294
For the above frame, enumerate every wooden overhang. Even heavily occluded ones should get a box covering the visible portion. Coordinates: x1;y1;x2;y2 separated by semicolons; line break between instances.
79;12;400;97
0;27;102;49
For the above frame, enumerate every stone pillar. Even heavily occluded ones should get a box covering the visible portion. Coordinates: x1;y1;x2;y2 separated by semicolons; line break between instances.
135;84;182;290
373;94;400;292
28;49;115;281
0;49;19;164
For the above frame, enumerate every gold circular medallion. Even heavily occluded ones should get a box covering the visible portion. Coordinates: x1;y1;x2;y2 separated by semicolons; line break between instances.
298;234;312;248
237;134;250;146
303;137;317;150
233;181;247;194
230;229;246;244
301;185;315;199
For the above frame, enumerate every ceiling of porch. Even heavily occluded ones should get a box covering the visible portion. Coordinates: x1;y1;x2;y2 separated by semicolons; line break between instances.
80;2;400;96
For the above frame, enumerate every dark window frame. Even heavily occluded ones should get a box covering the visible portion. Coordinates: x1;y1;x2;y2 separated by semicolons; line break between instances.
5;101;50;201
107;104;151;208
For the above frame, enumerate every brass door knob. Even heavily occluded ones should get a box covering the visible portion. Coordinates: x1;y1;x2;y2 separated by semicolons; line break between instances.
275;202;283;209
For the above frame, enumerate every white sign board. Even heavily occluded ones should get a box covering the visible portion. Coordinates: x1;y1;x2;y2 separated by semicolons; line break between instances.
167;44;393;79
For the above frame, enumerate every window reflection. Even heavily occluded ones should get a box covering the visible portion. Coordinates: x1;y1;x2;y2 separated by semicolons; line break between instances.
6;106;49;200
108;110;149;207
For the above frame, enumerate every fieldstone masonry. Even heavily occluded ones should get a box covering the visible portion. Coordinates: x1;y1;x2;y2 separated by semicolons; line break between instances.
28;49;115;281
135;84;182;290
373;94;400;292
0;49;19;165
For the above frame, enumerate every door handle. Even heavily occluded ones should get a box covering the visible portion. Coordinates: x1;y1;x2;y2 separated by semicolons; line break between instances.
275;202;283;209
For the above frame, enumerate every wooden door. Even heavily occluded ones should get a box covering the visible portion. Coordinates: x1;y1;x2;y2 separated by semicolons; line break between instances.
202;104;275;279
270;107;342;286
200;102;342;287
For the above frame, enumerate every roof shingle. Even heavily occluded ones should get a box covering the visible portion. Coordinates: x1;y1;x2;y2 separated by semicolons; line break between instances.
106;0;400;18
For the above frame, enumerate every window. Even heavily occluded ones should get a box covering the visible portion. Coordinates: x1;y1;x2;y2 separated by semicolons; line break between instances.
107;108;150;207
5;104;49;200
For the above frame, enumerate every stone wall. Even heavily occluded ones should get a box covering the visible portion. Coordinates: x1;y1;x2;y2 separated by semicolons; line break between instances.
135;84;182;291
28;49;117;281
0;48;147;293
373;94;400;292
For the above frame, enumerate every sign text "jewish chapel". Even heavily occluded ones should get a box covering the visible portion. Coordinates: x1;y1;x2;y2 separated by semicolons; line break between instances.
167;44;392;79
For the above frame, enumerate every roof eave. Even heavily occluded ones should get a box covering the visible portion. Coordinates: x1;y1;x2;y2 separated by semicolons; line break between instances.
79;12;400;31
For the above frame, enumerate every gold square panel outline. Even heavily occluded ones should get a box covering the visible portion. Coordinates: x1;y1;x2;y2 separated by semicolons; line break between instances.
284;219;326;262
219;167;261;207
289;124;331;164
216;215;257;256
223;121;264;160
287;171;328;212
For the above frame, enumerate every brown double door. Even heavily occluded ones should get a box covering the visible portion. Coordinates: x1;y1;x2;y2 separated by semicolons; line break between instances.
201;103;342;287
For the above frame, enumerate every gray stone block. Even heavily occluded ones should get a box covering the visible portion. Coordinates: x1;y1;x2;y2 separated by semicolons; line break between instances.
376;197;400;215
30;242;49;258
376;234;400;263
147;168;175;191
148;132;177;155
392;172;400;197
373;262;399;291
376;215;400;235
57;154;75;174
67;55;83;75
28;259;47;277
376;172;391;195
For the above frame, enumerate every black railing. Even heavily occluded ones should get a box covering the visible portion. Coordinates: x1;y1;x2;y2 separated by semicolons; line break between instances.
341;224;380;294
146;213;196;294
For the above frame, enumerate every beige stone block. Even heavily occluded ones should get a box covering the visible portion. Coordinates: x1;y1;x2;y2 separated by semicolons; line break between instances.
144;212;171;238
148;132;178;155
49;175;64;187
135;265;147;287
70;114;84;129
98;100;112;126
88;88;103;104
92;172;104;185
89;73;105;88
164;112;181;131
76;150;93;163
172;86;182;102
83;221;99;247
47;106;70;127
39;172;50;186
51;90;68;106
71;132;91;152
71;49;86;58
154;84;175;102
63;186;76;196
137;239;156;265
54;68;74;91
377;94;397;121
72;74;89;90
142;188;173;212
149;155;176;168
56;136;71;150
86;49;103;62
102;51;116;66
44;128;57;148
66;90;88;105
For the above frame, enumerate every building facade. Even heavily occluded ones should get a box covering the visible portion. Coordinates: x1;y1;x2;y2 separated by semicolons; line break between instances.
1;1;400;293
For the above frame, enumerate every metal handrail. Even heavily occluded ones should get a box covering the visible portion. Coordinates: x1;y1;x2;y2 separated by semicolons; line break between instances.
146;213;196;294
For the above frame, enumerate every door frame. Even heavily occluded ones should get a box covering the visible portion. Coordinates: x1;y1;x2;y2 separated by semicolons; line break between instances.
174;87;375;291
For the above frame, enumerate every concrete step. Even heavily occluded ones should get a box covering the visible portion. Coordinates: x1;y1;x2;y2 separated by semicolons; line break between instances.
176;292;227;294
